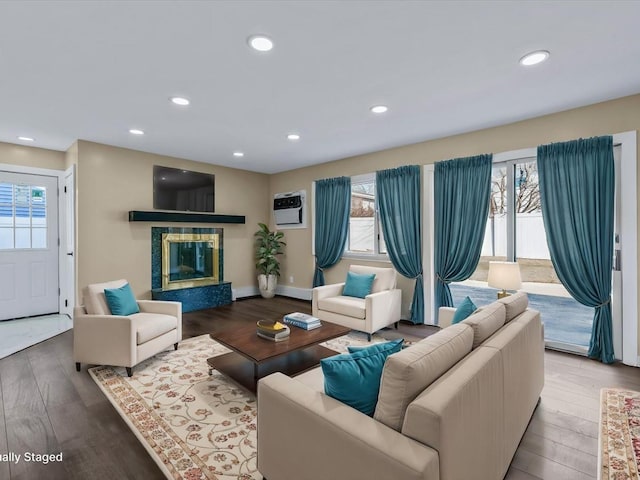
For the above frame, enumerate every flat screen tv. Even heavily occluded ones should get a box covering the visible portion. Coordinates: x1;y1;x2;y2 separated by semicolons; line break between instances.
153;166;215;213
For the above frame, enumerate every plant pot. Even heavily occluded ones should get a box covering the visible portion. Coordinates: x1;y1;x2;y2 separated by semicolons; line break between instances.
258;274;277;299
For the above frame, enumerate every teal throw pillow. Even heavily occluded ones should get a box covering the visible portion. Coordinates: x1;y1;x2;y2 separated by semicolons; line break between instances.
452;296;477;324
321;338;403;416
342;271;376;299
347;337;404;354
104;283;140;316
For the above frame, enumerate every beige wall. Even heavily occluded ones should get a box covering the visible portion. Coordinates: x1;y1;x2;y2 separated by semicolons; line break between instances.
0;141;65;170
64;141;78;170
75;141;270;300
2;93;639;353
270;94;640;323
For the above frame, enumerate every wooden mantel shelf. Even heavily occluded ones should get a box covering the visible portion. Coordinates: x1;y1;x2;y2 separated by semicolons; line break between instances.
128;211;245;224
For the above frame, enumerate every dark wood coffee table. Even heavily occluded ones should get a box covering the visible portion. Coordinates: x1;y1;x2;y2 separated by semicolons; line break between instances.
207;321;351;393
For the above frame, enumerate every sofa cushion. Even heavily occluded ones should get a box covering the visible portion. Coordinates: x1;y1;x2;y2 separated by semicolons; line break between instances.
452;296;477;324
498;292;529;322
317;296;366;319
374;323;474;431
130;313;178;345
349;265;396;293
462;302;506;348
342;271;376;298
83;279;128;315
104;283;140;316
321;339;403;416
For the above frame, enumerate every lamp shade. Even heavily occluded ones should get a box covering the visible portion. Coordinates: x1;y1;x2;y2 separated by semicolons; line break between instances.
487;261;522;291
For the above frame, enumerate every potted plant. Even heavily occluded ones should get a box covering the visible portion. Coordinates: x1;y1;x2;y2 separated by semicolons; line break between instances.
254;223;286;298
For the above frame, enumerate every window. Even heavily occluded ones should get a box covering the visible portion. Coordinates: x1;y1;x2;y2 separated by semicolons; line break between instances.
345;173;387;257
448;157;593;350
0;183;48;249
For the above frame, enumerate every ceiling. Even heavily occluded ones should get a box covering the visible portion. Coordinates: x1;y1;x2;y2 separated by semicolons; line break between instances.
1;1;640;174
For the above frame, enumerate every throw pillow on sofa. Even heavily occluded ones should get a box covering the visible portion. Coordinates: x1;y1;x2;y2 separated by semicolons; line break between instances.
452;296;477;324
104;283;140;316
342;271;376;298
347;337;404;354
321;338;403;416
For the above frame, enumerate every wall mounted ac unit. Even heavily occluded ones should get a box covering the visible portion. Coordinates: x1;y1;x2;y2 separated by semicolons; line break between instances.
273;190;306;229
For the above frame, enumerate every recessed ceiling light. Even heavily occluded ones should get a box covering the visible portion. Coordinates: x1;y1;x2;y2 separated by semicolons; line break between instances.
170;96;190;106
248;35;273;52
17;136;35;142
287;133;300;141
129;129;145;135
233;152;244;158
519;50;550;66
370;105;388;114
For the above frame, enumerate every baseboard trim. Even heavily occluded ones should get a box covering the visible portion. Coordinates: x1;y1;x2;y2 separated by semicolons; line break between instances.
232;286;260;300
232;285;312;302
275;285;312;301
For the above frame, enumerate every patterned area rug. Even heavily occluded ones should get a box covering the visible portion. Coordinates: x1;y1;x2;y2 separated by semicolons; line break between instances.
89;331;385;480
599;388;640;480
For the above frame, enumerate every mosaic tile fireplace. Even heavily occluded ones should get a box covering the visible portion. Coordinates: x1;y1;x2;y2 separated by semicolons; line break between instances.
151;227;232;312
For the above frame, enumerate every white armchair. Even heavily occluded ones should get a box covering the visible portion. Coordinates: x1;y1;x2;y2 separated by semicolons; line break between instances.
73;279;182;377
312;265;401;341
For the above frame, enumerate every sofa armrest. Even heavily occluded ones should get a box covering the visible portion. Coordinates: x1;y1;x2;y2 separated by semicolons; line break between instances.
366;288;402;331
257;373;439;480
73;314;136;367
312;283;346;317
313;282;345;301
438;307;456;328
137;300;182;341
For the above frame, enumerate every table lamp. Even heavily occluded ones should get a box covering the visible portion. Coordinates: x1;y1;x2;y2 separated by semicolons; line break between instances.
487;261;522;299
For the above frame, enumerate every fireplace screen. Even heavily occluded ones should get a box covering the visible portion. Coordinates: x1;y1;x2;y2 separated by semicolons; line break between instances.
161;233;220;289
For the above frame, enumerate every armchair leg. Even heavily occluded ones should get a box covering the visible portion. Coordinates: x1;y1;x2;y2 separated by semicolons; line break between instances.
395;321;399;329
174;342;179;350
126;367;133;377
75;362;81;372
367;333;372;342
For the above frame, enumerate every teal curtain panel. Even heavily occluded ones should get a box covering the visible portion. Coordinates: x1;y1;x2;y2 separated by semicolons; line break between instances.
537;136;615;363
434;154;492;317
376;165;424;324
313;176;351;287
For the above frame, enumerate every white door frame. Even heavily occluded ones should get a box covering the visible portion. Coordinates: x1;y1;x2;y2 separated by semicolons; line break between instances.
423;131;638;366
0;162;74;317
62;165;75;316
615;131;638;366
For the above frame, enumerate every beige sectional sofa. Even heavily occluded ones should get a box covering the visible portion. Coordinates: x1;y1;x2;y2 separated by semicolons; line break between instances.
257;292;544;480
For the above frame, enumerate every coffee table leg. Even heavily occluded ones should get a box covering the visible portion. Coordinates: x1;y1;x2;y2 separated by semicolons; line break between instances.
254;363;259;383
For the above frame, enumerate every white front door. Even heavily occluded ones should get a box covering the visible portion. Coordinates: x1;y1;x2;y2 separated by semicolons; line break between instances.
0;171;59;320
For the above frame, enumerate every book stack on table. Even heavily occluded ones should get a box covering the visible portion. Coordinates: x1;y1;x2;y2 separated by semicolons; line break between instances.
283;312;322;330
256;320;290;342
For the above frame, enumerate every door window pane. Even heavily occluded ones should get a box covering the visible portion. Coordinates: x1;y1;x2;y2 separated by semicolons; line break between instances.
472;165;508;281
0;228;12;249
32;206;47;227
15;206;30;226
0;183;48;249
0;206;12;227
32;228;47;249
15;185;30;204
15;228;30;248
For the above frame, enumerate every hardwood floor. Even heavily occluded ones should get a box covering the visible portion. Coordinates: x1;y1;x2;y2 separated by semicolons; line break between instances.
0;296;634;479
